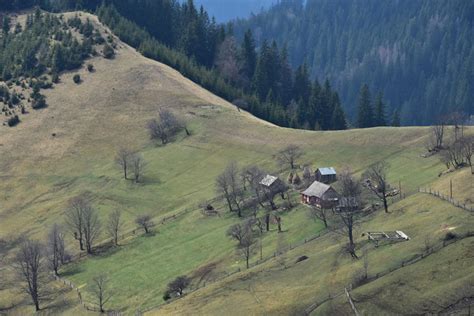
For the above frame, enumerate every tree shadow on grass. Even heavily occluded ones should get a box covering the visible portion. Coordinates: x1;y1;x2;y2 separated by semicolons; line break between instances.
60;265;84;278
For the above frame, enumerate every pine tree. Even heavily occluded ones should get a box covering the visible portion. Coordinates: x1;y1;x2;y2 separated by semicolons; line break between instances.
278;45;293;106
331;93;347;130
374;92;386;126
357;84;374;128
391;109;401;126
292;63;311;105
319;79;335;130
240;29;257;81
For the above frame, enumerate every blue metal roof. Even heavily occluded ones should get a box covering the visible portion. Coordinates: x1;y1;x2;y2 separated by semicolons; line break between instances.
318;167;336;175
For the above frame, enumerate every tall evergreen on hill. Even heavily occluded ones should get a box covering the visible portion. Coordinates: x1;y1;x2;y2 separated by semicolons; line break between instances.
391;109;401;127
357;84;374;128
331;94;347;130
240;29;257;83
233;0;474;125
374;92;387;127
1;0;349;131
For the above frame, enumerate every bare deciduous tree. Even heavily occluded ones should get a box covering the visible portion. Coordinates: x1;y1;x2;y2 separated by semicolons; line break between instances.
115;147;134;180
274;145;303;169
82;205;101;254
107;210;123;246
65;195;90;251
215;37;244;85
46;224;66;276
239;226;255;269
147;109;183;145
91;274;112;313
226;222;246;246
135;215;153;234
460;135;473;173
14;239;45;311
309;206;330;228
364;161;390;213
362;247;369;280
445;140;465;169
241;165;266;207
130;153;146;183
337;169;364;259
216;162;244;217
430;123;445;151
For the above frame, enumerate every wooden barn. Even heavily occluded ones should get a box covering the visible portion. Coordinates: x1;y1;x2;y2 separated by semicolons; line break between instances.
301;181;339;209
315;167;337;184
259;175;281;189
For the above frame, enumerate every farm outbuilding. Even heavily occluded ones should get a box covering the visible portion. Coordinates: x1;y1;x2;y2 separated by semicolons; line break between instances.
259;174;287;196
315;167;337;184
301;181;339;209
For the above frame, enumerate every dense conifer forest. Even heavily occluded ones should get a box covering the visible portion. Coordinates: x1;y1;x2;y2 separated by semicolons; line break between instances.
1;0;349;130
233;0;474;125
0;8;107;125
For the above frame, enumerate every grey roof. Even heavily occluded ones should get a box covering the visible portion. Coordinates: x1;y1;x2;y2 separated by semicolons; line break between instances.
302;181;332;198
317;167;337;176
260;175;279;187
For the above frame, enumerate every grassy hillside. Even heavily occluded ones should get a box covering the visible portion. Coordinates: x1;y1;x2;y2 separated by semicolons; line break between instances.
0;12;472;315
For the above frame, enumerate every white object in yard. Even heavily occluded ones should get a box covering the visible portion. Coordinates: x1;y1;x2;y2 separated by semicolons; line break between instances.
396;230;410;240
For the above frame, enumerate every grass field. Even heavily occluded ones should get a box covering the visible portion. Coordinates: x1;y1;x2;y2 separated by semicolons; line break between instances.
0;12;473;315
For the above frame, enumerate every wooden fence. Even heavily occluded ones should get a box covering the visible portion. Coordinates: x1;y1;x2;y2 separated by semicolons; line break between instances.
302;231;474;315
419;188;474;212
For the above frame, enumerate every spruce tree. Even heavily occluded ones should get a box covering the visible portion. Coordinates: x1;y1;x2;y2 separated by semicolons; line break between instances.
391;109;401;126
357;84;374;128
331;93;347;130
240;29;257;81
374;92;386;126
292;63;311;105
278;45;293;106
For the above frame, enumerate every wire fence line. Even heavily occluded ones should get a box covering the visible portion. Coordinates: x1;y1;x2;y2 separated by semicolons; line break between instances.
137;229;333;314
302;231;474;315
419;188;473;213
52;273;121;314
51;207;197;315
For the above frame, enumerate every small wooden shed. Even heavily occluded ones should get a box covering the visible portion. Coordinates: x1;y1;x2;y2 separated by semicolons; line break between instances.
301;181;339;209
315;167;337;184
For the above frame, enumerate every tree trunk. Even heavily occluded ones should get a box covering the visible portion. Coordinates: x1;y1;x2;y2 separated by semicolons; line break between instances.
383;195;388;213
270;200;277;210
124;165;127;180
265;214;270;231
225;196;233;213
322;215;328;228
277;218;282;232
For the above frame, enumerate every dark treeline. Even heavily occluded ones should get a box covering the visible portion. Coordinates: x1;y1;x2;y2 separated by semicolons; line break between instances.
1;0;348;130
233;0;474;126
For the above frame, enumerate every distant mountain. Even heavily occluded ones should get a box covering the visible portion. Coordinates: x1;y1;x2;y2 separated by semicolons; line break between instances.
189;0;276;22
234;0;474;125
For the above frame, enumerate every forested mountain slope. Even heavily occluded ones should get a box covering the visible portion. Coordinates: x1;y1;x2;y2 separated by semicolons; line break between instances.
234;0;474;125
182;0;276;22
0;10;473;316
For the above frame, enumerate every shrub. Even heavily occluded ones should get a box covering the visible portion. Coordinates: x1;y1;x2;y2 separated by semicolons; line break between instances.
7;115;20;127
444;231;457;241
87;64;94;72
52;73;60;84
103;44;115;59
73;74;81;84
163;291;171;301
32;96;47;110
